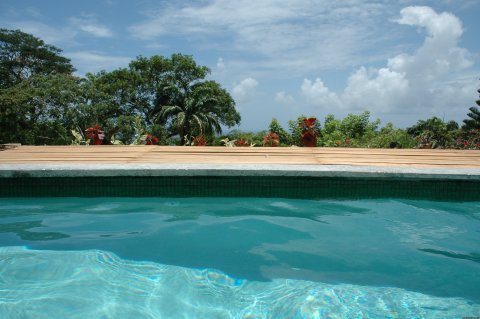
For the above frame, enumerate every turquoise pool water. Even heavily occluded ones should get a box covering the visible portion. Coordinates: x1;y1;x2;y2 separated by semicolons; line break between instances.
0;197;479;318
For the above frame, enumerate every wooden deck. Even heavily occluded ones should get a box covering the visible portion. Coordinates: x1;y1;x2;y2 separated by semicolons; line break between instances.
0;145;479;168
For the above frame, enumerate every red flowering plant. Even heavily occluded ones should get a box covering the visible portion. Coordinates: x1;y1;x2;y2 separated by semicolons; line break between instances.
141;134;159;145
234;138;250;147
454;128;480;150
299;117;318;147
263;132;279;147
192;136;208;146
85;125;105;145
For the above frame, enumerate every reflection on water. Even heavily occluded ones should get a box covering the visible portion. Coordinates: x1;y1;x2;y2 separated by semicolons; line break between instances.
418;248;480;263
0;220;69;241
161;198;372;223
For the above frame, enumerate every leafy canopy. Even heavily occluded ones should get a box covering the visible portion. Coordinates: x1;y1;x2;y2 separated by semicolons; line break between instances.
147;54;240;144
0;29;77;144
0;28;74;89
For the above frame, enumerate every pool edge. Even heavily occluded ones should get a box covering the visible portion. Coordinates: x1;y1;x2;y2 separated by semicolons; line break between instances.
1;163;480;180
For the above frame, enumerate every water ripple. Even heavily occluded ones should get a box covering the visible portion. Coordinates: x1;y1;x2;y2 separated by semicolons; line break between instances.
0;247;478;319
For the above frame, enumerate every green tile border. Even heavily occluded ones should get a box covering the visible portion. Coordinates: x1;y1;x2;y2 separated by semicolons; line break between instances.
1;176;478;201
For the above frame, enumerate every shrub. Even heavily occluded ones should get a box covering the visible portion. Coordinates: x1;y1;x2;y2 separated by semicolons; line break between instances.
320;112;380;147
407;117;458;148
288;115;321;146
299;117;318;147
263;132;280;147
268;118;290;145
454;129;480;150
367;123;416;148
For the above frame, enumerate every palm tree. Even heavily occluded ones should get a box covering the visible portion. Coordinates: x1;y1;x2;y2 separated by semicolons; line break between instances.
157;80;238;145
130;54;240;144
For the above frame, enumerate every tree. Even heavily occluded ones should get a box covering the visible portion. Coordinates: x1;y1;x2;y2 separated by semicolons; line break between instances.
150;54;240;144
128;55;171;125
158;80;239;144
1;30;240;146
0;29;74;89
77;54;240;145
70;70;149;145
463;88;480;130
0;29;77;144
0;73;81;144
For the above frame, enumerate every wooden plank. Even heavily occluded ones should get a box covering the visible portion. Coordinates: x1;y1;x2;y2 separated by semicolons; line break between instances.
0;146;479;168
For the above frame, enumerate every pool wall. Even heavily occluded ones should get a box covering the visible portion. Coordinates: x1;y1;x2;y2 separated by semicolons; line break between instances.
1;164;479;200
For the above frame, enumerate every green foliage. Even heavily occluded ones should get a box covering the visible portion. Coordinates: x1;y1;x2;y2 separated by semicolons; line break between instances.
0;28;74;89
0;28;476;150
268;118;290;145
0;29;77;144
340;111;380;138
148;124;168;145
282;112;414;148
288;115;321;146
367;123;416;148
0;73;81;144
407;117;459;148
454;128;480;149
320;112;380;147
463;106;480;130
67;70;147;145
0;29;240;146
157;80;239;144
321;114;345;147
463;88;480;130
131;54;240;145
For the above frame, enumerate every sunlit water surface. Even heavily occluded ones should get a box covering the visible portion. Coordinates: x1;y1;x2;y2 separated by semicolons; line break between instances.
0;197;479;318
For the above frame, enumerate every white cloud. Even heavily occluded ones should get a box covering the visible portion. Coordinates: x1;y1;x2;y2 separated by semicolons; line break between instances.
79;24;113;38
4;15;114;47
300;6;476;121
301;79;341;109
275;91;295;105
397;6;460;35
392;6;472;80
232;77;258;101
127;1;394;74
69;16;114;38
342;67;409;112
66;52;131;75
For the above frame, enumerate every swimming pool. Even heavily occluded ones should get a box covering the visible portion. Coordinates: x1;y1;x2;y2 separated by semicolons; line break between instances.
1;196;479;318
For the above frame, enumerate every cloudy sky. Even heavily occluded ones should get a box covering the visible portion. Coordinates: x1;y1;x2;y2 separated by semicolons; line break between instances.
1;0;479;131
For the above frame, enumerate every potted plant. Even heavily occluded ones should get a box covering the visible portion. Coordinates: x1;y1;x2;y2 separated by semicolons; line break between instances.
85;125;105;145
299;118;318;147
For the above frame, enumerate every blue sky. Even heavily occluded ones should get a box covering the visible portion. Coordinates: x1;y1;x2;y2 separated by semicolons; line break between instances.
1;0;479;131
